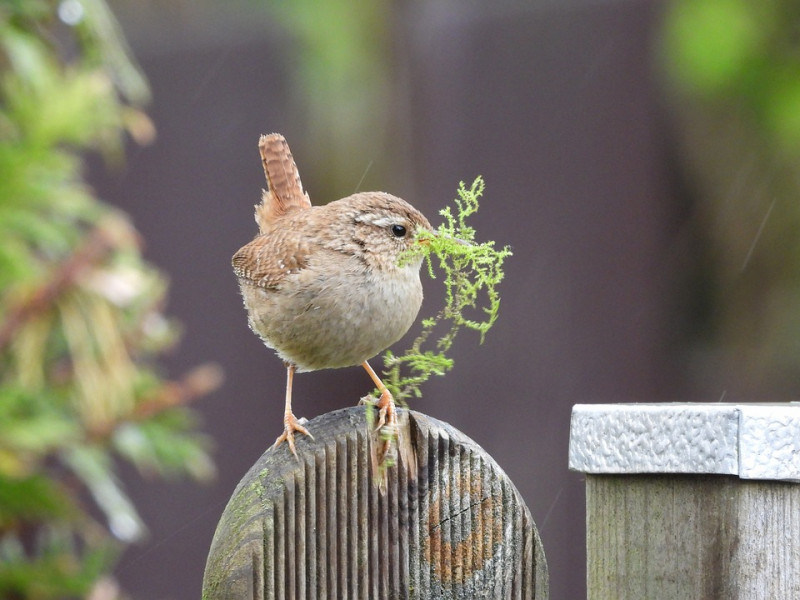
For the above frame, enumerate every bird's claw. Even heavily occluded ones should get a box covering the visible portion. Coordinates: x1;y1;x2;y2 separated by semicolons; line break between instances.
273;413;313;457
374;389;396;432
359;393;394;430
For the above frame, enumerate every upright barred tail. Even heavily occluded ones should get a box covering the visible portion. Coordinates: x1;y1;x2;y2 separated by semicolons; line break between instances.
254;133;312;233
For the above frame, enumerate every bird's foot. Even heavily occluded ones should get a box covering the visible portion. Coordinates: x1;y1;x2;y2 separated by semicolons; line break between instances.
374;389;400;470
374;388;397;432
273;413;313;457
361;389;399;432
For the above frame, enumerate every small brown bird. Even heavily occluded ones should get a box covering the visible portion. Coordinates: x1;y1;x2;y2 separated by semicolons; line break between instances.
232;133;431;455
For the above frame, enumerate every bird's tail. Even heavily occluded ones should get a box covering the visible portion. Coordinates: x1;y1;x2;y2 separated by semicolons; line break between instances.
254;133;311;233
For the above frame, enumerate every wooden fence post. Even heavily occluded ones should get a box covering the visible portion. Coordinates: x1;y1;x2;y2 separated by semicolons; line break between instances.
569;403;800;599
203;406;548;599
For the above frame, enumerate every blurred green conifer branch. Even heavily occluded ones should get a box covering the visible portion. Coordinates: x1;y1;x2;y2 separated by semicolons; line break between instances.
0;1;219;597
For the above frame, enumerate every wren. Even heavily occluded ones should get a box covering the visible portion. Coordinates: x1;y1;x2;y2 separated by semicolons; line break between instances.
232;133;431;454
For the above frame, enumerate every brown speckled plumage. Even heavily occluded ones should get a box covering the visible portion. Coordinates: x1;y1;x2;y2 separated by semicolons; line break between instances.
232;192;430;371
232;133;431;456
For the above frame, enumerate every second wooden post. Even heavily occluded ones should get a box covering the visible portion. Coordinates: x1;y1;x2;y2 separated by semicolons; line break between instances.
570;403;800;599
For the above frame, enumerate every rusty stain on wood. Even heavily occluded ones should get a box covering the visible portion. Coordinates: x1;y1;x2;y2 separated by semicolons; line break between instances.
203;407;548;599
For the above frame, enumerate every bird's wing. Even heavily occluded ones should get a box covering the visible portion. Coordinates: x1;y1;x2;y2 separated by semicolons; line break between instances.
231;229;312;290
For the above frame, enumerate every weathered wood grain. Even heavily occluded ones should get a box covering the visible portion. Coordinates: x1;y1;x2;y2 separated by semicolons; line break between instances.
586;474;800;599
202;406;548;599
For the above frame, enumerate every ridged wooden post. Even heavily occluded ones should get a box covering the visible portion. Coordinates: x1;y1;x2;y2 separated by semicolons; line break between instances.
203;406;548;599
569;403;800;599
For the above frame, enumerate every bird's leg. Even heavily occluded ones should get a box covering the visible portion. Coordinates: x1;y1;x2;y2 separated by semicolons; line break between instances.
361;360;396;432
362;360;407;490
273;363;313;456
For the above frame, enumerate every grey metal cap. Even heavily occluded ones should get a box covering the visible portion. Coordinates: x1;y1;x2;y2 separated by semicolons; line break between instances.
568;403;800;481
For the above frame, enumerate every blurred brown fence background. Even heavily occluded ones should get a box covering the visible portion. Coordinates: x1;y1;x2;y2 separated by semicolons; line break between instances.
89;1;800;597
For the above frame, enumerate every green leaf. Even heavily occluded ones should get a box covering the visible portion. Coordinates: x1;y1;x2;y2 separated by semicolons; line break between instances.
0;474;76;527
113;412;215;481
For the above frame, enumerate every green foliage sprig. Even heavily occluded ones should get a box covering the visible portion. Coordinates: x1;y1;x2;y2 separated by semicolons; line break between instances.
381;176;512;404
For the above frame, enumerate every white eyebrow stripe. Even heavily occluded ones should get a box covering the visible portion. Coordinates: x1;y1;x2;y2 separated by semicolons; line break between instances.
354;214;397;228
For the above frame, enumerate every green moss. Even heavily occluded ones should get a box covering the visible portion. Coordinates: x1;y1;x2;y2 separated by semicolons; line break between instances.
382;176;512;403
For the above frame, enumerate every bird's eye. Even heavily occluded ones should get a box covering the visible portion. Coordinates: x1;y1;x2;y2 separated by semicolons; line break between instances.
391;224;407;238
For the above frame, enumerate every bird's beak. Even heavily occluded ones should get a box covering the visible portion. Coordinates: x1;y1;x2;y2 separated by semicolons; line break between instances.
415;231;433;247
416;230;471;247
